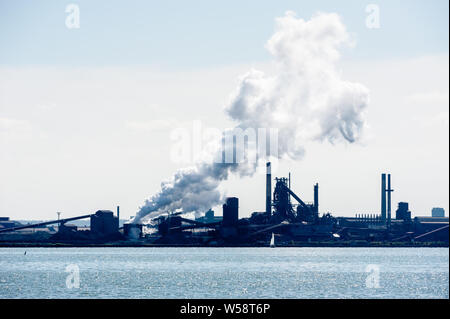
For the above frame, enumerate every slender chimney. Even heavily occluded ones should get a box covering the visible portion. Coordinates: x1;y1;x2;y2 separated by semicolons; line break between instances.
117;206;120;220
266;162;271;215
314;183;319;216
387;174;393;229
381;173;386;222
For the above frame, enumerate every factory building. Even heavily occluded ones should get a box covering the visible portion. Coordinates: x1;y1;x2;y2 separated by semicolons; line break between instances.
196;209;222;224
220;197;239;238
90;210;119;237
0;217;16;230
413;216;449;242
432;207;445;217
57;223;78;236
222;197;239;226
396;202;411;221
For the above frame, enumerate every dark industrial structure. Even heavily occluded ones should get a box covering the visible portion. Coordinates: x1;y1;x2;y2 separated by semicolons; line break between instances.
0;208;120;242
0;164;448;246
90;210;119;237
119;164;447;246
432;207;445;218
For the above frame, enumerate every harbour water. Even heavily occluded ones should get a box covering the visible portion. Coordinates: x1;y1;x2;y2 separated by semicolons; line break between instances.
0;247;448;299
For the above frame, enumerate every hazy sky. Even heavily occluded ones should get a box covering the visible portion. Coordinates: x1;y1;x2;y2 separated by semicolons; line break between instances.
0;0;448;221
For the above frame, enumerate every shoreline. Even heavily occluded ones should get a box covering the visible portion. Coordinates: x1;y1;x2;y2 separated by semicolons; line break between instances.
0;241;448;248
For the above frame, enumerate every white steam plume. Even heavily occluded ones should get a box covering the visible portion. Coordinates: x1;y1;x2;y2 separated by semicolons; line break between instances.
132;11;369;223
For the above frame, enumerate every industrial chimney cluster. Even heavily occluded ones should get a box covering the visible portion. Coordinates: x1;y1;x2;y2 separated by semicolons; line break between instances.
0;165;448;246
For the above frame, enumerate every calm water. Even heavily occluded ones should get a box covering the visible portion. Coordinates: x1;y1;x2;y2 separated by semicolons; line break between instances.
0;247;448;299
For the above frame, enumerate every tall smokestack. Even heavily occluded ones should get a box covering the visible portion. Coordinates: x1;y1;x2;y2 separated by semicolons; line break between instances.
266;162;271;215
314;183;319;216
381;173;386;222
387;174;393;229
117;206;120;220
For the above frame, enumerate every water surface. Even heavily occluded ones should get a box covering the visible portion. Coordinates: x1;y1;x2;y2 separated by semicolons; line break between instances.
0;247;448;298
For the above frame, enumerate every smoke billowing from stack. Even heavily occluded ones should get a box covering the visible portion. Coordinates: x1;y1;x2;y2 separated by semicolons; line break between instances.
132;11;369;224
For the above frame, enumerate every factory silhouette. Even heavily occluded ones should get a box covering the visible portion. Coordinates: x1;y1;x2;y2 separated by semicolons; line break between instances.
0;162;448;246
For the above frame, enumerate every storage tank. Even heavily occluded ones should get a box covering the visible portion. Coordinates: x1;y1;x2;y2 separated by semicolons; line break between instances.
223;197;239;226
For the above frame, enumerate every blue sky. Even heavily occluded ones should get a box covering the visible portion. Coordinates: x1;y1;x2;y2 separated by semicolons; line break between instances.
0;0;448;68
0;1;448;220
